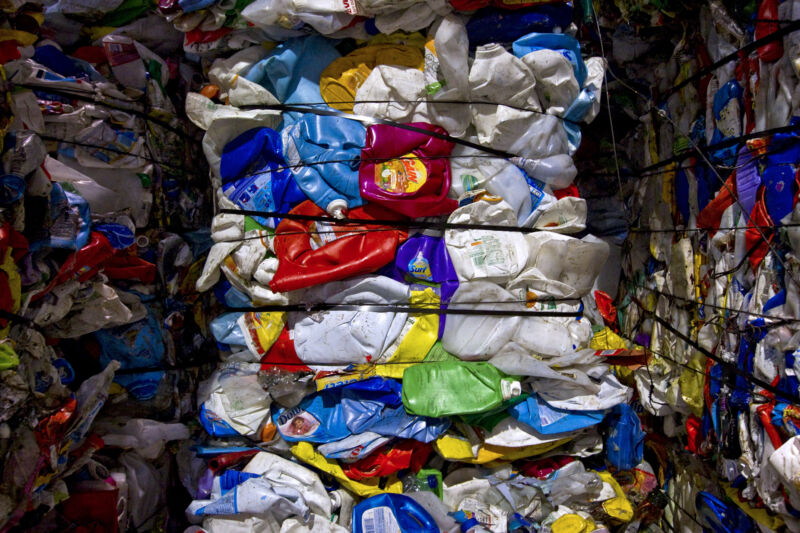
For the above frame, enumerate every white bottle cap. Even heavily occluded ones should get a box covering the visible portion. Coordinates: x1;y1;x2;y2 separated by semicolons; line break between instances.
327;199;348;219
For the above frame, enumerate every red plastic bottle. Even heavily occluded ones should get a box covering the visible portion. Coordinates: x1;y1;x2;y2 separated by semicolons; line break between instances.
269;200;408;292
343;440;431;480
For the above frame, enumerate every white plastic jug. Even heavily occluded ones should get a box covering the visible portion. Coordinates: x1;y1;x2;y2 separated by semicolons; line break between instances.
443;473;510;533
514;315;594;358
353;66;470;138
199;364;272;438
445;198;528;284
207;46;277;107
514;154;578;190
519;49;579;116
532;368;631;411
449;145;534;225
441;282;521;360
507;233;610;299
290;276;410;369
244;452;332;518
526;196;587;234
770;437;800;510
187;477;309;523
469;43;542;154
483;417;573;448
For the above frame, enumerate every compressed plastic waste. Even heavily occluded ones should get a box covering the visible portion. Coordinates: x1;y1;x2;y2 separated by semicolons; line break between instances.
10;0;800;531
445;194;529;284
609;0;800;529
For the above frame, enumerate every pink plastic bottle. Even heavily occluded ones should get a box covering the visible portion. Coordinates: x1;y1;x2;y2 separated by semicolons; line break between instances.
359;123;458;218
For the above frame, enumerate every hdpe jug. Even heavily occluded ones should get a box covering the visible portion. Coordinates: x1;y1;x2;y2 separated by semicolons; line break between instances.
360;122;457;218
352;493;438;533
402;361;521;417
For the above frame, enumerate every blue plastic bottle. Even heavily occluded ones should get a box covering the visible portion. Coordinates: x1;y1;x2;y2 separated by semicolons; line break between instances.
352;493;438;533
281;114;366;216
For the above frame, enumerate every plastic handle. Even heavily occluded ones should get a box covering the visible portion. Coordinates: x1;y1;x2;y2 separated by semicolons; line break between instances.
397;498;437;532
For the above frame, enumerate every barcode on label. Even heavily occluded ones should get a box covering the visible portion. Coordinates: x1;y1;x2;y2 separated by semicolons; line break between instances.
360;506;399;533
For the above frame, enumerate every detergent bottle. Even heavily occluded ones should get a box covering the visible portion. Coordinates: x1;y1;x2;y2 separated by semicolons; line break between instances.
219;127;305;228
402;361;522;417
269;201;408;292
360;122;458;218
352;493;438;533
282;114;366;217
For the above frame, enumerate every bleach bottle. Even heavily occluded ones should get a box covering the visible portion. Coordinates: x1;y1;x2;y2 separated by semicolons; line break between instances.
353;493;438;533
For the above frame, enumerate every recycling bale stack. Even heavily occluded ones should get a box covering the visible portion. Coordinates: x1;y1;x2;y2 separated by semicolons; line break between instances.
181;1;649;532
605;0;800;530
0;1;217;530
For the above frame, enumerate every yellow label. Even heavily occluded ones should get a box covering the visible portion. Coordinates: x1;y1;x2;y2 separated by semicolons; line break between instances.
315;368;376;391
375;153;427;194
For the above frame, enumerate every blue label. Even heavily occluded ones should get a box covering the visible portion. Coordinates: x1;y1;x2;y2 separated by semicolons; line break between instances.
525;175;546;211
408;251;433;281
223;171;276;228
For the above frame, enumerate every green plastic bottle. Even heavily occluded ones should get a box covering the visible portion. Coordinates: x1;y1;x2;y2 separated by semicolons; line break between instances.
401;361;522;417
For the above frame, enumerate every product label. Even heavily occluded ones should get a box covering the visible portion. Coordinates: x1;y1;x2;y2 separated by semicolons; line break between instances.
424;43;445;95
340;0;361;15
276;407;320;439
375;153;427;194
316;372;370;391
103;41;139;66
460;498;507;531
526;176;546;211
468;234;506;267
240;312;285;358
309;221;355;250
407;251;433;281
361;506;401;533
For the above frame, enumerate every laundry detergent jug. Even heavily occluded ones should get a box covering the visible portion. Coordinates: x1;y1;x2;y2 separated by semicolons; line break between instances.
352;493;438;533
359;122;458;218
402;361;522;417
269;201;408;292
